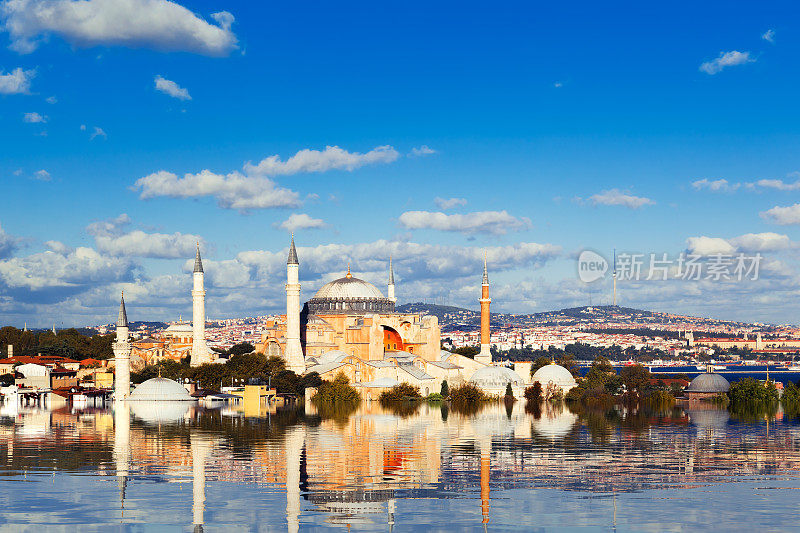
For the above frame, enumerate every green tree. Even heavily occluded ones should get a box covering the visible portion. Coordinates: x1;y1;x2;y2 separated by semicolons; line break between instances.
524;382;543;403
504;382;514;398
441;380;449;398
620;364;651;394
531;356;552;374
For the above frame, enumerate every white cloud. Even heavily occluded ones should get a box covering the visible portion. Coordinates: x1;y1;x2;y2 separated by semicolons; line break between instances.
33;169;50;181
0;66;33;94
86;213;203;258
90;126;106;140
686;236;736;256
434;197;467;210
45;95;56;104
1;0;238;56
0;223;19;259
730;232;792;252
154;75;191;100
588;189;655;209
23;111;46;123
762;29;775;43
699;51;754;75
554;82;563;88
755;178;800;191
760;203;800;225
692;178;740;192
687;232;793;255
409;145;436;157
398;210;531;235
275;213;327;233
244;145;399;176
0;246;133;293
135;145;401;212
134;169;301;212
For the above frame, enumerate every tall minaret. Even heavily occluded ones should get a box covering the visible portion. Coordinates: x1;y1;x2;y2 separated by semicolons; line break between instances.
285;234;305;374
113;292;131;400
387;256;396;305
612;248;617;307
476;254;492;365
191;243;210;367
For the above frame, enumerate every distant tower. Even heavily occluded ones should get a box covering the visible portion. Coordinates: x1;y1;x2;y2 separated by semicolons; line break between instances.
191;243;211;366
113;292;131;400
23;322;27;333
612;248;617;307
52;324;56;335
387;256;396;304
285;234;305;374
476;254;492;365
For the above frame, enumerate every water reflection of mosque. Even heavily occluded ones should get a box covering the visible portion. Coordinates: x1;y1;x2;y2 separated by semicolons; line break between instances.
4;400;800;529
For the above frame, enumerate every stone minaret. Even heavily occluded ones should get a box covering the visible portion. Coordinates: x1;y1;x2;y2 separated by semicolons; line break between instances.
285;235;305;374
476;255;492;365
113;292;131;400
387;256;396;304
191;243;210;367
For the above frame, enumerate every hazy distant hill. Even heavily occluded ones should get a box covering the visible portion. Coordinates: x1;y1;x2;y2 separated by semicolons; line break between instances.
396;302;752;330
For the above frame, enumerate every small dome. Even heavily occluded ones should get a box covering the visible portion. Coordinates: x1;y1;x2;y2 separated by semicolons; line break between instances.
470;366;524;388
317;350;349;364
313;276;385;300
128;377;195;401
686;373;730;393
532;363;577;388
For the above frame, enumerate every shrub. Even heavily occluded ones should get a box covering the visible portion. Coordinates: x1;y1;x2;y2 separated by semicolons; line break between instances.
378;383;422;403
441;380;449;398
524;382;543;403
426;392;444;402
449;382;488;413
312;372;361;405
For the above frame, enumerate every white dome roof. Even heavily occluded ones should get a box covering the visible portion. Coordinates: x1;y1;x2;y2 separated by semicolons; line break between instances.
318;350;349;364
313;276;384;300
165;323;193;333
532;363;577;387
469;366;524;388
128;377;195;401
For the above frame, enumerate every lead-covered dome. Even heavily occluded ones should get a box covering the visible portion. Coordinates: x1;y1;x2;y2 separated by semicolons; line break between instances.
532;363;577;390
307;271;394;315
128;377;194;401
686;373;730;394
470;366;525;388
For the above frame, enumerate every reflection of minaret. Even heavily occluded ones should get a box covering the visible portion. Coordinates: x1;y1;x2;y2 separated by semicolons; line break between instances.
479;437;490;529
285;426;305;533
387;256;396;304
388;498;396;532
476;255;492;365
113;401;130;519
191;244;211;366
612;248;617;307
192;434;211;532
113;292;131;400
285;235;305;374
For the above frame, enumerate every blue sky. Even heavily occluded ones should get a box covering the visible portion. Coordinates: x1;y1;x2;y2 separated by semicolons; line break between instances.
2;0;800;327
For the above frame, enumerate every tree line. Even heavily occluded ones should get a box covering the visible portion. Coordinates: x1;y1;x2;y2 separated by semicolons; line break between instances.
0;326;114;361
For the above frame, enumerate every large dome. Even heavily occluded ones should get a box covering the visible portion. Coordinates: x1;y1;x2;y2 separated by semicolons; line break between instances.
307;271;394;315
128;377;195;401
686;373;730;394
470;366;525;388
314;276;385;299
532;363;577;388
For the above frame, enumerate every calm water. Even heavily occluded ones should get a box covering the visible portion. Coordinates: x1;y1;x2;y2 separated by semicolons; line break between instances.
2;400;800;532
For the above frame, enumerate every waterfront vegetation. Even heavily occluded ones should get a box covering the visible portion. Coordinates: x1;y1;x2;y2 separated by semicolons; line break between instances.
0;326;113;360
448;382;489;415
378;383;422;403
130;352;322;396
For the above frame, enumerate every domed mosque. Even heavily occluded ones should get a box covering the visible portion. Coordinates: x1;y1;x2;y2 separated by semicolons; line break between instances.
127;376;195;401
255;237;492;397
685;368;730;402
470;365;525;396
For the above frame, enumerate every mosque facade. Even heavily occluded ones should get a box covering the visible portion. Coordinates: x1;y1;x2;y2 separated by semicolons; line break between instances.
255;237;491;396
